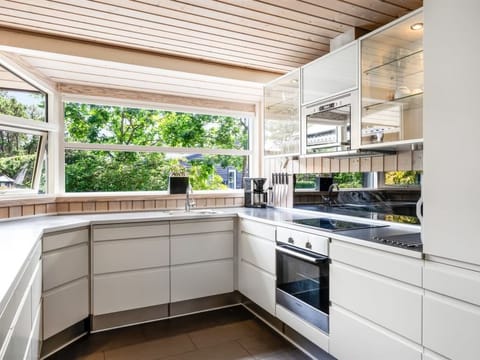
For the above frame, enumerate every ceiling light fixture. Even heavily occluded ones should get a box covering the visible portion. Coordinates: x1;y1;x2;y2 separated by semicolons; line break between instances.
410;22;423;31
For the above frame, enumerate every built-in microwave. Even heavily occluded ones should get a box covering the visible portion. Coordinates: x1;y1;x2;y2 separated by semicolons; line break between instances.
303;91;359;155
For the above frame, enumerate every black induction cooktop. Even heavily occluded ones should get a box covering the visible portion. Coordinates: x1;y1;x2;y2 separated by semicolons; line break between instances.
291;217;388;232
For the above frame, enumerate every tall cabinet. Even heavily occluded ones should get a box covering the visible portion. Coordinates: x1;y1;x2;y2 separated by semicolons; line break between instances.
360;9;423;148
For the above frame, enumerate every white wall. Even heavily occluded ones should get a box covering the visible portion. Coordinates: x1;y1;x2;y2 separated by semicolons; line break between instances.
423;0;480;264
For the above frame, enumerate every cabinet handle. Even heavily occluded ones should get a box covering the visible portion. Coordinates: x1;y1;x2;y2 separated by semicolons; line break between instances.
305;241;312;249
288;237;294;244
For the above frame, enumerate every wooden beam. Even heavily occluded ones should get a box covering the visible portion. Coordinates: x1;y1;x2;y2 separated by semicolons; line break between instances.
57;83;256;113
0;26;280;84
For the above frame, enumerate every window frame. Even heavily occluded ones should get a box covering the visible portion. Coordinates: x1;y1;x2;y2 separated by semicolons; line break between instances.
61;96;256;194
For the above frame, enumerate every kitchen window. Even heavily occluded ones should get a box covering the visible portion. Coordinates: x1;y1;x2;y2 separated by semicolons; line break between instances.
0;65;49;196
63;101;252;193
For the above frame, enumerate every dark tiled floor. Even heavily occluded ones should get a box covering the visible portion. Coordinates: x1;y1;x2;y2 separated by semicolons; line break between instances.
46;306;310;360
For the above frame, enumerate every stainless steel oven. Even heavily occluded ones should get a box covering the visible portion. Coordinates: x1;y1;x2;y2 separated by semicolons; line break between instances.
303;91;359;154
276;237;330;333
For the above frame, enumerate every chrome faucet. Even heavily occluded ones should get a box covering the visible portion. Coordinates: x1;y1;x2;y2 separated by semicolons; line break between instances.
323;183;340;206
185;184;196;212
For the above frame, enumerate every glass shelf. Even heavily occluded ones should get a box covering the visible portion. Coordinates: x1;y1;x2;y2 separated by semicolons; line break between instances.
363;92;423;113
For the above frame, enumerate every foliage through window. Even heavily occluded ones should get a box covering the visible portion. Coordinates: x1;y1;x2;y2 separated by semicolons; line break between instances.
64;103;251;192
0;65;48;195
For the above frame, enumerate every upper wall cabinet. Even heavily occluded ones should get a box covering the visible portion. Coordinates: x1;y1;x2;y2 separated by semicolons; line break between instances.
360;9;423;148
302;41;358;105
264;69;300;156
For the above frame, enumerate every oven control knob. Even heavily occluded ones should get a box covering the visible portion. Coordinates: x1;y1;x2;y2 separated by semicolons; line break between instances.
305;241;312;249
288;237;294;244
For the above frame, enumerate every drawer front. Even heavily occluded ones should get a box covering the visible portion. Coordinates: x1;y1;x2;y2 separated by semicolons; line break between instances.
424;261;480;306
424;291;480;360
27;304;42;360
93;222;169;241
170;219;234;236
0;244;40;352
277;226;329;255
239;233;276;274
43;243;89;291
331;239;422;286
170;260;234;302
43;228;88;252
2;291;32;360
43;277;89;339
238;260;276;315
331;262;422;343
94;237;169;274
171;232;233;265
330;305;422;360
93;268;170;315
276;305;329;351
240;219;276;242
30;261;42;320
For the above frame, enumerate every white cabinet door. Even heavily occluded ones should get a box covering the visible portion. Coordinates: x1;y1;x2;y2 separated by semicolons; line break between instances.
93;268;169;315
2;291;32;360
330;305;422;360
171;260;234;302
423;291;480;360
302;41;358;104
43;243;88;291
94;237;169;274
330;262;422;343
239;232;275;274
171;232;233;265
238;260;276;315
43;277;89;339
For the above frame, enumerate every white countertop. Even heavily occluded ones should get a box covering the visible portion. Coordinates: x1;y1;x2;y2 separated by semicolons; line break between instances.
0;207;421;316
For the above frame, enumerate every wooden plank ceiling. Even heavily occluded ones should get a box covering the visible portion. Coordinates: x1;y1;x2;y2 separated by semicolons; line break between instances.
0;0;422;104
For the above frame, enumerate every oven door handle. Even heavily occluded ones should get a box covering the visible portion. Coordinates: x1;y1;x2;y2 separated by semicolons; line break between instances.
276;244;329;264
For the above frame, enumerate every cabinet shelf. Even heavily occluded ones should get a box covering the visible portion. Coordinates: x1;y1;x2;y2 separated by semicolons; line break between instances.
363;92;423;113
364;50;423;76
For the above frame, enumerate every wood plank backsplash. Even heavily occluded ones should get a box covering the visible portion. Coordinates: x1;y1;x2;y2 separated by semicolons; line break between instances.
0;193;244;220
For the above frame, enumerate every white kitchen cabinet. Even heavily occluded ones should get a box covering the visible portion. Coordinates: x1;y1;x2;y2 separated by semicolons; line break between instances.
42;228;89;340
0;253;41;360
330;239;423;358
238;218;276;315
423;2;480;266
93;268;169;315
170;218;235;302
264;69;300;156
171;260;234;302
43;243;88;291
360;9;423;147
330;262;422;343
94;237;169;274
302;41;358;104
239;260;276;315
330;305;422;360
422;260;480;360
92;221;170;315
43;278;89;339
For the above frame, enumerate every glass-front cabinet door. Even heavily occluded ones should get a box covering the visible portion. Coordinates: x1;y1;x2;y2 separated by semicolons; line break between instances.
264;69;300;156
360;9;423;147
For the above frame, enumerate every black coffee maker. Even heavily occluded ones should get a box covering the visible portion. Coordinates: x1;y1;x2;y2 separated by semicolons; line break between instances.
244;177;267;208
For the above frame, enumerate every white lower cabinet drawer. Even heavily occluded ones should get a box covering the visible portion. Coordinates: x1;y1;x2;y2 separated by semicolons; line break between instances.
94;237;169;274
43;277;89;340
330;305;422;360
2;291;32;360
43;243;89;291
93;268;169;315
276;305;328;352
423;291;480;360
331;262;422;343
238;260;275;315
171;232;233;265
239;233;276;274
170;260;234;302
